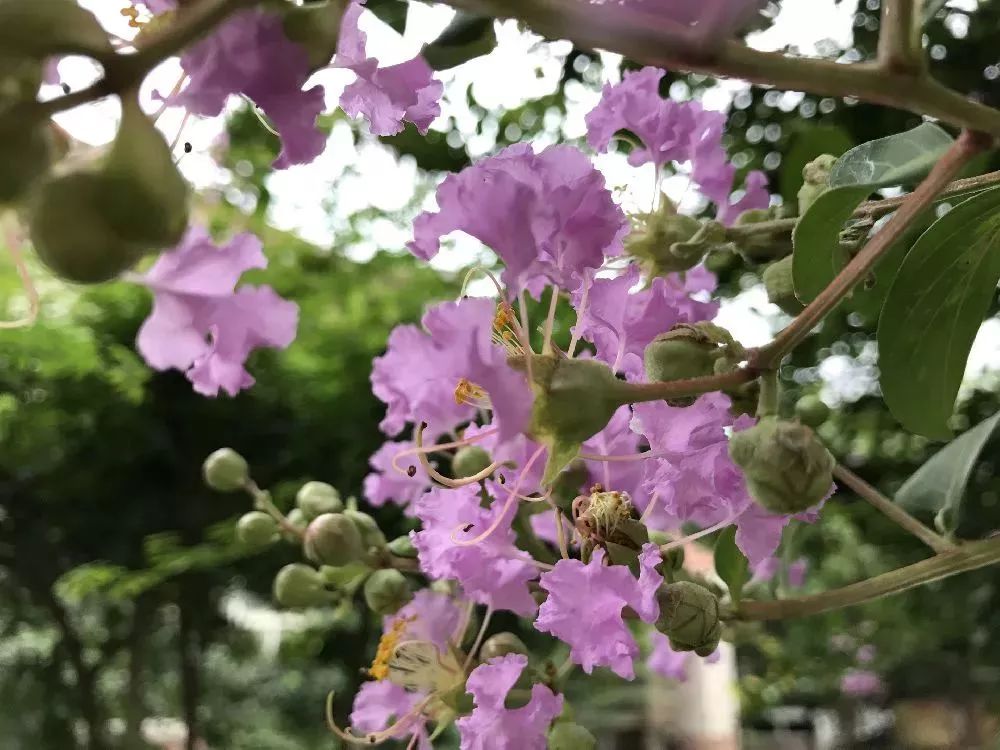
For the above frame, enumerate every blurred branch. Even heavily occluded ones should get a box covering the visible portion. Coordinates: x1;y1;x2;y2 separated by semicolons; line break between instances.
444;0;1000;136
879;0;924;75
833;464;955;554
732;535;1000;621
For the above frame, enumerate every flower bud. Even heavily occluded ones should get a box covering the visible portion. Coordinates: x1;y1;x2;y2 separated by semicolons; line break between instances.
478;632;529;662
344;508;387;551
273;563;330;608
281;508;307;543
304;513;364;566
728;416;835;514
626;210;706;274
295;481;343;520
202;448;249;492
656;581;722;655
762;256;804;316
548;722;597;750
795;395;830;427
452;445;492;478
363;568;412;615
797;153;836;215
387;534;418;559
644;323;742;404
236;511;278;548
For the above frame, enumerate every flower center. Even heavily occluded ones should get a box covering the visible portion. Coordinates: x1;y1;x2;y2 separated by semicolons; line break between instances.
368;616;413;680
491;303;523;356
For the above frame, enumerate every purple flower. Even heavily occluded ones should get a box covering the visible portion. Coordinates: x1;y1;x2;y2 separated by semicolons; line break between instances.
535;545;662;679
751;555;808;587
174;8;326;169
840;669;884;698
371;297;532;443
384;589;463;653
350;681;430;749
572;264;718;380
410;144;628;295
856;645;877;665
363;440;432;513
581;405;647;502
336;1;443;136
411;485;538;615
585;67;768;224
134;228;298;397
457;654;563;750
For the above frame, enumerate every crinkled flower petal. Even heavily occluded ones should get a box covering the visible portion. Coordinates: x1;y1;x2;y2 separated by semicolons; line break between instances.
350;681;430;749
412;485;538;615
384;589;462;653
457;654;563;750
135;228;298;397
174;8;325;169
410;144;627;295
336;0;443;136
363;440;432;513
535;545;661;679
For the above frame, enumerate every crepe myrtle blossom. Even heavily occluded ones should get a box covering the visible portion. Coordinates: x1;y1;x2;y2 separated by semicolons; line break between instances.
132;228;298;397
586;66;769;224
457;654;563;750
840;669;885;698
336;0;443;136
535;545;663;679
363;439;433;513
409;143;628;296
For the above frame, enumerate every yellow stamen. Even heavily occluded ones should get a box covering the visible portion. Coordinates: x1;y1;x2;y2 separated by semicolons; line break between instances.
454;378;490;408
492;303;524;356
368;616;413;680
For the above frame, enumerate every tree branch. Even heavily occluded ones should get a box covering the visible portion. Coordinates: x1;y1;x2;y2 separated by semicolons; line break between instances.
833;464;954;554
879;0;924;75
617;368;756;405
732;535;1000;621
443;0;1000;136
752;129;992;369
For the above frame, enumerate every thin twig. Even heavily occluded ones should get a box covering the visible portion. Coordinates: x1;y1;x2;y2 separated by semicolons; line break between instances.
833;464;954;554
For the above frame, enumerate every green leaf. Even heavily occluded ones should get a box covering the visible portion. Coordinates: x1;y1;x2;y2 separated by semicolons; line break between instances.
713;526;750;604
897;411;1000;534
878;186;1000;438
423;14;497;71
792;124;955;303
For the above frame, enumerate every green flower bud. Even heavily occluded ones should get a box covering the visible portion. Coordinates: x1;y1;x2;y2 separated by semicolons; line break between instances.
548;722;597;750
295;481;343;520
795;395;830;428
762;256;804;316
236;511;278;548
304;513;364;566
644;323;743;405
344;509;387;551
728;416;835;514
626;210;706;274
797;153;837;215
515;354;629;483
478;632;529;662
281;508;307;543
202;448;249;492
363;568;412;615
661;545;685;574
273;563;329;608
452;445;493;478
656;581;722;655
387;535;418;559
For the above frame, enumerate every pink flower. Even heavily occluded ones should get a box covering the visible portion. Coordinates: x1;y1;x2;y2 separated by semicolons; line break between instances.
840;669;884;698
572;264;718;380
350;681;430;749
535;545;662;679
585;67;768;224
457;654;563;750
174;8;326;169
363;440;432;513
371;297;532;443
336;0;443;136
134;228;298;397
384;589;463;654
410;144;628;296
411;485;538;615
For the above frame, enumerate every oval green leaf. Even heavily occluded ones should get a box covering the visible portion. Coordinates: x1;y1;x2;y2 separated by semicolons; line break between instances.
897;410;1000;532
878;186;1000;438
829;123;955;189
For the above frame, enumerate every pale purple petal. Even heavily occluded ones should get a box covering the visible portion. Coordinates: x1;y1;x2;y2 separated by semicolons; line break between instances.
840;669;884;697
384;589;462;653
457;654;563;750
363;440;432;512
351;681;430;749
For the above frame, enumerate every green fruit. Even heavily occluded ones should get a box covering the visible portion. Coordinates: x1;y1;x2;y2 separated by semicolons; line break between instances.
295;481;343;520
452;445;492;478
762;256;804;316
344;508;387;551
387;535;418;559
478;632;528;662
363;568;412;615
656;581;722;655
236;511;278;548
304;513;364;566
273;563;329;608
201;448;249;492
795;395;831;427
548;722;597;750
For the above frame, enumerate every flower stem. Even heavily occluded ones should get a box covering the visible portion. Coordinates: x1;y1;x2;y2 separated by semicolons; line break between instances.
751;129;992;370
731;536;1000;621
833;464;955;554
617;368;755;405
35;0;253;117
756;371;779;418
